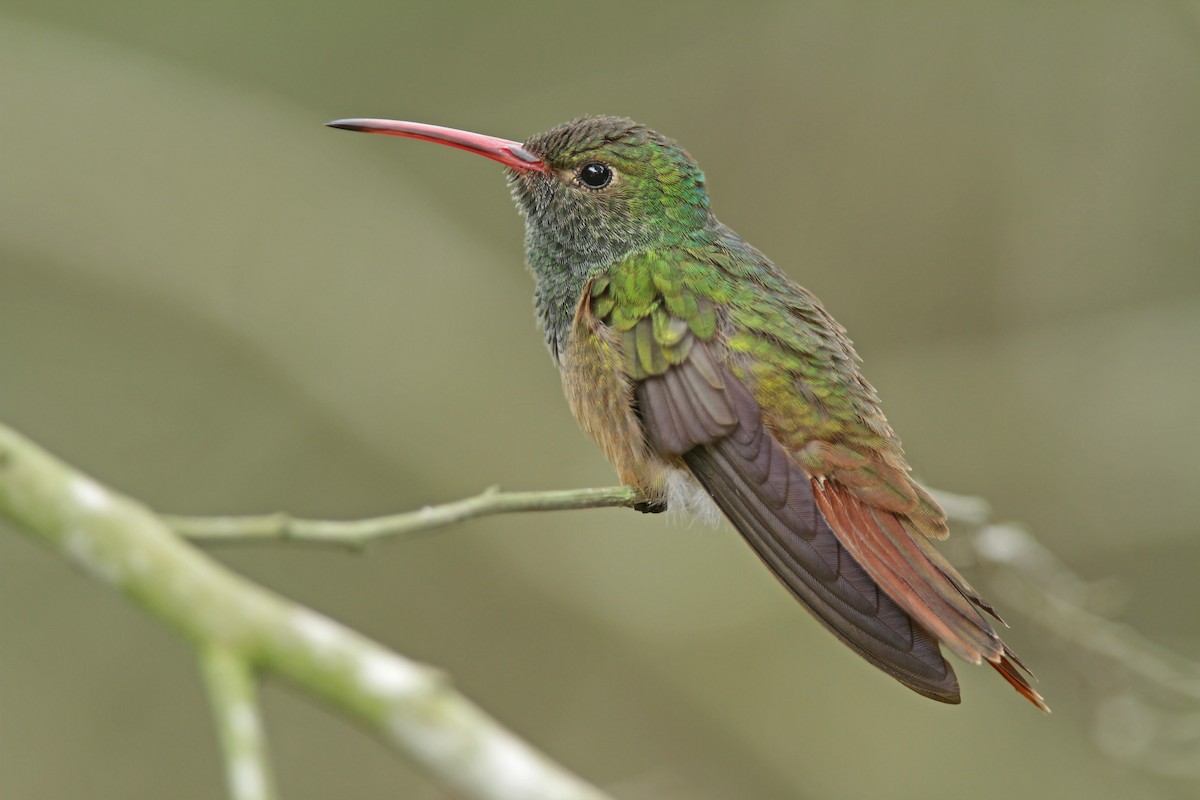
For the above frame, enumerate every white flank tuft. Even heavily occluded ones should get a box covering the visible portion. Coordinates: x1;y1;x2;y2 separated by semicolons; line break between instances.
665;468;722;527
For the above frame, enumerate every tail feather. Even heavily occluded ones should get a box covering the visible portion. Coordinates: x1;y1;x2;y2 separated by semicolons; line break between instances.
814;478;1047;712
990;646;1048;712
813;481;1001;664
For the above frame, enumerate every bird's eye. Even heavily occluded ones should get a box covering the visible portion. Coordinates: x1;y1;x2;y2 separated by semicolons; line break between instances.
578;162;613;189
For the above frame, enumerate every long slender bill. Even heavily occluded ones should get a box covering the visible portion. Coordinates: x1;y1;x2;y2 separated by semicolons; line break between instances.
326;118;546;173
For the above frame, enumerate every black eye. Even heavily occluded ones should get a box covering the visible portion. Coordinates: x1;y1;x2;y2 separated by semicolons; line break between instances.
578;162;613;189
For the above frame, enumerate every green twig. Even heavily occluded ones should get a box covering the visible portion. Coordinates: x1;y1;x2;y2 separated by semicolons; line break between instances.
164;485;640;547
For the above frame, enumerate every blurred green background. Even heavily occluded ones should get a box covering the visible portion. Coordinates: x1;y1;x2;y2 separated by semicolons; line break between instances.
2;2;1198;798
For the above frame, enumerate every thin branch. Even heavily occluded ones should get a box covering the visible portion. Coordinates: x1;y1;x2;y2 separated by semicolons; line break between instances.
981;525;1200;699
0;423;614;800
201;646;277;800
935;490;1200;779
933;496;1200;703
165;485;640;547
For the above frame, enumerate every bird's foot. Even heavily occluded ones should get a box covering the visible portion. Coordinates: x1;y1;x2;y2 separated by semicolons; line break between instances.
633;498;668;514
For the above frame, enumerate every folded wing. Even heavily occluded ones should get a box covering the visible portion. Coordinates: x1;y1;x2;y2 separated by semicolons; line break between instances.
637;340;963;702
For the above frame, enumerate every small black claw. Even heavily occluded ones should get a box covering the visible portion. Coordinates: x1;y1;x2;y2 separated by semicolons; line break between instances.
633;498;668;514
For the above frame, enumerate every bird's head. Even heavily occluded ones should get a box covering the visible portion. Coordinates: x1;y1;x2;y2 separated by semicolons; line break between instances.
327;115;712;266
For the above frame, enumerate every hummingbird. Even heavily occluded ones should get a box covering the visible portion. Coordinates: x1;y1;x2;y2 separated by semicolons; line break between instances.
327;115;1047;711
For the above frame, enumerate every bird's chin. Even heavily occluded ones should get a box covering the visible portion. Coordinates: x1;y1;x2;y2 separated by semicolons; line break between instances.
505;168;548;217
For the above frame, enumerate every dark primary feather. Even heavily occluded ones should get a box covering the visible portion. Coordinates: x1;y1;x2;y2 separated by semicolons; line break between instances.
636;350;962;702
